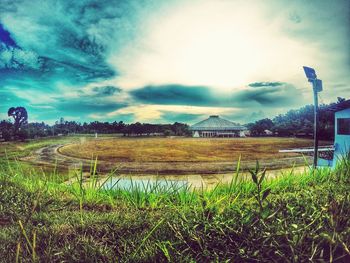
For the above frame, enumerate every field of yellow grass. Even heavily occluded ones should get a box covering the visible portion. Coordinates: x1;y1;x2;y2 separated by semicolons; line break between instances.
59;137;326;162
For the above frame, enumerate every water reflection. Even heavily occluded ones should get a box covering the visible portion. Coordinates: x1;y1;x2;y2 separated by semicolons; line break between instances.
93;166;308;191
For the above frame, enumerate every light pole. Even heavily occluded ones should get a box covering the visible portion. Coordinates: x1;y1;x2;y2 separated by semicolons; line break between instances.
303;66;323;168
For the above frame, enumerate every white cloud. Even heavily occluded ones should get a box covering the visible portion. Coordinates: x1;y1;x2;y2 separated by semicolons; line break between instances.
29;105;54;109
109;0;317;91
6;87;57;104
0;43;41;69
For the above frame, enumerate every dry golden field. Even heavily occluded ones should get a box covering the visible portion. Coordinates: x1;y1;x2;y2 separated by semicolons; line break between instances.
59;137;325;162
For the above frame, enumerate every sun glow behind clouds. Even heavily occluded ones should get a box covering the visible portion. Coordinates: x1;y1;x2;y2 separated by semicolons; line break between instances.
111;0;314;90
90;104;239;122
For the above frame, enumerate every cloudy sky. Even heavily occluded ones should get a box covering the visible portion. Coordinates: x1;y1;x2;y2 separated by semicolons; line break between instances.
0;0;349;124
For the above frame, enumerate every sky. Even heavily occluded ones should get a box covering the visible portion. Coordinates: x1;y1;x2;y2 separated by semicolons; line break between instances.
0;0;349;125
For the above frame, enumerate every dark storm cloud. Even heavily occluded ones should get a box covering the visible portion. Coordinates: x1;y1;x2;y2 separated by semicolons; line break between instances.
130;83;304;108
0;23;17;47
232;85;300;106
0;0;133;83
92;86;121;96
248;82;284;88
0;0;144;62
0;0;150;121
130;84;217;106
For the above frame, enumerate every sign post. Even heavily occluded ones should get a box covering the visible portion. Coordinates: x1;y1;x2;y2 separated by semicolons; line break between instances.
303;66;322;168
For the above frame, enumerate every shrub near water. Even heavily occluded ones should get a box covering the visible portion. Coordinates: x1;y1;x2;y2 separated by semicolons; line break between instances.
0;158;349;262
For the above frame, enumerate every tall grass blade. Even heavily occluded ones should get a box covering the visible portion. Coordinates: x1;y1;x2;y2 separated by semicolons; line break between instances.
131;218;165;259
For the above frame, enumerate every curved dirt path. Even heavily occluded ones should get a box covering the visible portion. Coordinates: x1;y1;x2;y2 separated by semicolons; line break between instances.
20;143;312;175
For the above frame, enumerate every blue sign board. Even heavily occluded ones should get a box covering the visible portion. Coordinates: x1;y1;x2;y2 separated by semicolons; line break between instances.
316;79;322;92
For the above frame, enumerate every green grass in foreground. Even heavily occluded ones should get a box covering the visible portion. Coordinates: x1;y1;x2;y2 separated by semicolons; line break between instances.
0;156;349;262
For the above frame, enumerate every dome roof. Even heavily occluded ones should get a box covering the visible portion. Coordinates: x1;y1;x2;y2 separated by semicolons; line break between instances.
190;115;246;131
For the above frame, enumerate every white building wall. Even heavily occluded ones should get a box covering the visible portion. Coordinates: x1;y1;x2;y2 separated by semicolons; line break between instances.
333;108;350;168
193;131;200;137
191;130;246;137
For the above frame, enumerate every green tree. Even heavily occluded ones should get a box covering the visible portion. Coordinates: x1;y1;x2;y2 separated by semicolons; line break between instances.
248;118;274;136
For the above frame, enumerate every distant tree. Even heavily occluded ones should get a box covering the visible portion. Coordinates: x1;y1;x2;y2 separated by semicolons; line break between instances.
7;107;28;132
171;122;190;136
16;129;28;141
271;103;336;139
273;106;314;137
248;118;274;136
27;122;51;138
337;97;346;103
0;120;14;141
163;129;173;136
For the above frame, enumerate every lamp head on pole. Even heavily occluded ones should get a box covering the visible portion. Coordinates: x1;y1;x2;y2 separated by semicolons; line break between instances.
303;66;317;82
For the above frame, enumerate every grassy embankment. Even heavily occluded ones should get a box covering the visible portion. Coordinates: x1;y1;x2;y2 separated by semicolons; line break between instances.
0;146;349;262
0;136;100;179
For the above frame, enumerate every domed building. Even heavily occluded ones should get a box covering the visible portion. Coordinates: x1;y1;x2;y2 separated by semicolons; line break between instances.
190;115;247;138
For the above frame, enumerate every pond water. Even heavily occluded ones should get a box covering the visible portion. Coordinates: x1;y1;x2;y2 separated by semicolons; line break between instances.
88;166;309;192
97;173;235;191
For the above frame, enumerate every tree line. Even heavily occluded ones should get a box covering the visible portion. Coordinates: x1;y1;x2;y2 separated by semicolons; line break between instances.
246;97;346;140
0;115;191;141
0;98;346;141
